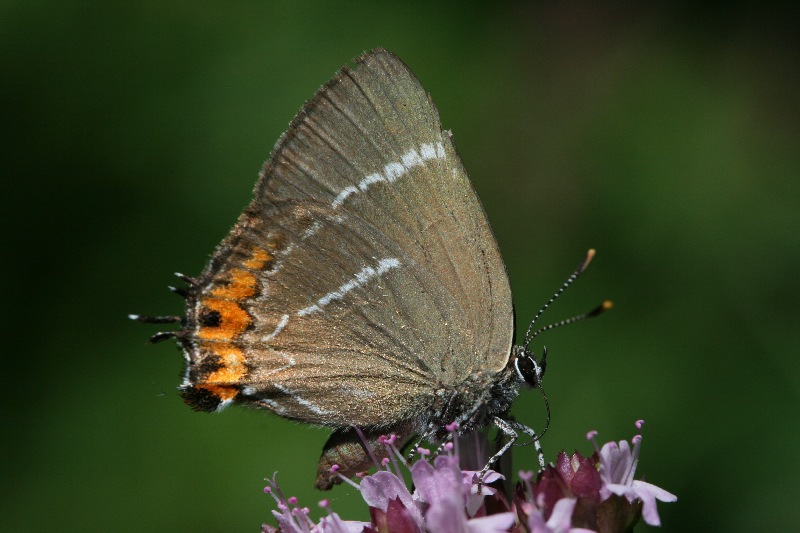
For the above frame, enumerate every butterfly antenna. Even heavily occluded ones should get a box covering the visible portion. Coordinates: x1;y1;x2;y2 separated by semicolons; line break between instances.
525;300;613;348
522;249;599;349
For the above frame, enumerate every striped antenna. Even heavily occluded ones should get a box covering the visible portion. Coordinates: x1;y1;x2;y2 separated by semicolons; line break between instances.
522;249;609;350
525;300;613;346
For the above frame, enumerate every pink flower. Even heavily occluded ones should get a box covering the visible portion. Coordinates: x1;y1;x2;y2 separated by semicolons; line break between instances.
588;421;677;527
267;429;512;532
262;477;369;533
261;421;676;532
412;454;515;532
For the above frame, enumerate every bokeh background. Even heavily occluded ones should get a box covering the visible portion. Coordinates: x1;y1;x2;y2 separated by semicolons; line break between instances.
4;2;798;531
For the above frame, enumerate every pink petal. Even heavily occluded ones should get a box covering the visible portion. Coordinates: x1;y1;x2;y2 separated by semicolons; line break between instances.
632;480;677;503
318;513;369;533
360;471;423;526
412;455;462;506
634;485;661;526
546;498;577;530
424;493;468;533
601;482;635;502
632;480;677;527
466;512;516;533
527;508;549;533
271;509;301;533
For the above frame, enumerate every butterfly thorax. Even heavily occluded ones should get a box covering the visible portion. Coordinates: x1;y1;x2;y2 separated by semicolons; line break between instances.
425;365;520;440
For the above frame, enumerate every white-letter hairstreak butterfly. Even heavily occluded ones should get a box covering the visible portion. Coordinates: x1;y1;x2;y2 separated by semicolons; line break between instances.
132;48;610;490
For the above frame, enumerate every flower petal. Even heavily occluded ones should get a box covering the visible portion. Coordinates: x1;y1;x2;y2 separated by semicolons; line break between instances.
633;485;660;526
546;498;577;530
271;509;302;533
527;507;549;533
424;493;468;533
360;471;423;526
632;480;677;503
318;513;370;533
411;455;462;506
601;482;635;501
599;440;632;486
631;480;677;527
466;512;516;533
482;470;504;484
368;497;421;533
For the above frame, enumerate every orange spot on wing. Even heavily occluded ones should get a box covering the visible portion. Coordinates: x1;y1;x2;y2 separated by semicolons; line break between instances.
196;298;251;340
186;245;280;406
211;268;258;300
244;248;272;270
198;384;239;401
193;343;247;402
203;343;247;383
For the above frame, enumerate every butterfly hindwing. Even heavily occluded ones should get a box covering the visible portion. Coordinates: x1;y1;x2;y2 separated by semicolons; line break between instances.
182;49;514;432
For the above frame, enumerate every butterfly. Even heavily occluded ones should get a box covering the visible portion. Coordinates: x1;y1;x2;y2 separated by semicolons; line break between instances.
133;48;609;489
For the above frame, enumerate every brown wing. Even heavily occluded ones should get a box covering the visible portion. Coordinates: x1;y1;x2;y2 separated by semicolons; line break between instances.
182;49;513;427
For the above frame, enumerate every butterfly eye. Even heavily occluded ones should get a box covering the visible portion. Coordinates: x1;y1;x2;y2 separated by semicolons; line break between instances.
514;351;543;388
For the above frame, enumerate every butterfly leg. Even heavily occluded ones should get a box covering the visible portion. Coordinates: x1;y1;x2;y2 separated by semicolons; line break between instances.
475;416;519;493
505;420;546;470
429;432;456;457
407;425;437;462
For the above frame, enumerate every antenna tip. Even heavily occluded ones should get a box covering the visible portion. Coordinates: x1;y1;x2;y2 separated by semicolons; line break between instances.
586;300;613;318
578;248;597;273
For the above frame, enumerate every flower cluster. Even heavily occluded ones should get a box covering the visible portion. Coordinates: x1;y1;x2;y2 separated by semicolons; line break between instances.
262;421;675;532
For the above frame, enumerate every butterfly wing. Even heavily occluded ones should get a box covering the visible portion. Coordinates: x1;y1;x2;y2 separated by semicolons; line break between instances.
181;49;514;429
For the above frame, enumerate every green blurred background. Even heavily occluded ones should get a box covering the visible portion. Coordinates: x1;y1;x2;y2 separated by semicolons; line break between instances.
3;2;798;531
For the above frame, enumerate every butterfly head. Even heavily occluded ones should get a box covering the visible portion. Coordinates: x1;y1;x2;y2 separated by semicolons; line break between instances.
511;344;547;389
511;249;611;389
